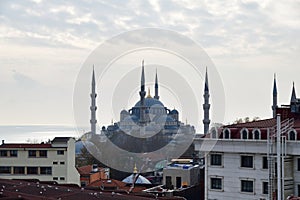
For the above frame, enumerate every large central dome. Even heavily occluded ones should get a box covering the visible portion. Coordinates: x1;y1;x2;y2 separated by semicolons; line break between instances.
134;97;164;107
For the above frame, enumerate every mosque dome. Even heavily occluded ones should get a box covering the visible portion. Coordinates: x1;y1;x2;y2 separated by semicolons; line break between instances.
135;97;164;108
170;109;179;114
122;174;151;184
120;109;129;114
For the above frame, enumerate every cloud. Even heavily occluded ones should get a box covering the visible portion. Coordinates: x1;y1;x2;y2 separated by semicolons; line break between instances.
0;0;299;126
12;70;40;89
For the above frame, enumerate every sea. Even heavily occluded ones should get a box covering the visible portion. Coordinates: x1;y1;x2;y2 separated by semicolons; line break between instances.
0;125;88;143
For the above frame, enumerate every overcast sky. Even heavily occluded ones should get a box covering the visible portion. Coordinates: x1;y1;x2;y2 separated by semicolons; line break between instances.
0;0;299;133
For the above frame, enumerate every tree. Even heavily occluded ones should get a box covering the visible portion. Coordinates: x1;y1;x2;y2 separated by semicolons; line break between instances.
76;146;101;167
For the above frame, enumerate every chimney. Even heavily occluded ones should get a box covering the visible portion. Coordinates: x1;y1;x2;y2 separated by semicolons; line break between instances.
1;140;4;145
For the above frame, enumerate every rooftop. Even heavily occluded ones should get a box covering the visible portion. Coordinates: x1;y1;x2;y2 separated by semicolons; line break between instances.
0;178;156;200
0;137;72;149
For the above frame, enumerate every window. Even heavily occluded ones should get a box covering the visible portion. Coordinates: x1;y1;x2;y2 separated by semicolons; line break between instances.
28;150;36;157
253;129;260;140
0;150;8;157
262;157;268;169
13;167;25;174
176;177;182;188
263;182;268;194
60;161;65;165
166;176;172;189
40;167;52;175
297;158;300;171
241;155;253;168
298;184;300;197
53;177;58;181
211;154;222;166
241;180;254;193
241;128;248;139
211;128;218;139
10;150;18;157
53;161;58;165
289;130;297;140
57;150;64;155
27;167;38;174
223;128;230;139
60;177;65;181
211;177;222;190
39;150;47;157
0;166;11;174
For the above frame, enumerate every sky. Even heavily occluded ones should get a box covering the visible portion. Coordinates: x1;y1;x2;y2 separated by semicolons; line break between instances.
0;0;299;134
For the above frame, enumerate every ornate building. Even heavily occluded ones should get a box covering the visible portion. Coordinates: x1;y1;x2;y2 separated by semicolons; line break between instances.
88;61;210;138
79;61;210;171
99;61;198;153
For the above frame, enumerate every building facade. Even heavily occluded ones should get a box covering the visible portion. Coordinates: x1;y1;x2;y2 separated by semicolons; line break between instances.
0;137;80;186
194;77;300;199
163;159;201;189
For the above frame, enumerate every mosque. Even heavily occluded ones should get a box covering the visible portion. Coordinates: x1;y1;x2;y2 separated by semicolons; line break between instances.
84;61;210;153
76;61;210;159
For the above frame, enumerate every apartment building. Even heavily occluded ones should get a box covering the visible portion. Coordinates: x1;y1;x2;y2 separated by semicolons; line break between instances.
194;80;300;200
0;137;80;186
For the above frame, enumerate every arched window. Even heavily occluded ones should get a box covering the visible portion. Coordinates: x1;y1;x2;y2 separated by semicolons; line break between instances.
223;128;231;139
240;128;249;139
288;129;297;141
252;129;261;140
211;128;218;139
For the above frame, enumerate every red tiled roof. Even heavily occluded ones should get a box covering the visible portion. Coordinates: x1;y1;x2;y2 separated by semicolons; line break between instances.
225;118;276;128
77;165;104;175
0;143;52;149
89;179;147;193
205;117;300;140
89;179;126;188
77;165;93;175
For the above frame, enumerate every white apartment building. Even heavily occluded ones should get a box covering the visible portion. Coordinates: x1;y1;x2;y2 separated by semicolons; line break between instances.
193;74;300;200
195;116;300;200
0;137;80;186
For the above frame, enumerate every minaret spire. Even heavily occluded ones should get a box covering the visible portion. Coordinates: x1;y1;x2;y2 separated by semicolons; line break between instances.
90;66;97;134
290;82;297;113
291;82;297;102
272;73;278;118
154;68;159;100
139;60;146;124
203;67;210;134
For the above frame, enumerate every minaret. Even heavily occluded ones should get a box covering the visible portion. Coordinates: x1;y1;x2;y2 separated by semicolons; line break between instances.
139;61;146;124
272;74;278;118
203;68;210;134
154;69;159;100
291;82;297;112
90;66;97;134
291;82;297;102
